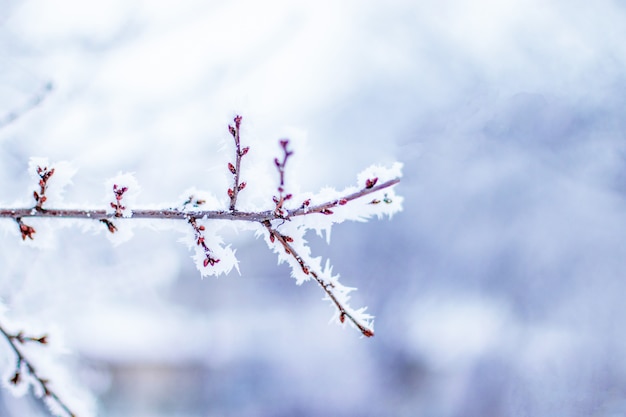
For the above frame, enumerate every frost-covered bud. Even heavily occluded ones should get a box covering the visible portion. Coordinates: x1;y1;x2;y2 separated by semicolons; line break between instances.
365;177;378;189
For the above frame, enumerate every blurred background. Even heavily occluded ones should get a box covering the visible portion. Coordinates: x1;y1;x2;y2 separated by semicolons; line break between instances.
1;0;626;416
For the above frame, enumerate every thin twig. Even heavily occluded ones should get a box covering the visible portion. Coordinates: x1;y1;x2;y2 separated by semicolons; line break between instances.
227;115;249;211
264;222;374;337
0;322;75;417
0;179;399;223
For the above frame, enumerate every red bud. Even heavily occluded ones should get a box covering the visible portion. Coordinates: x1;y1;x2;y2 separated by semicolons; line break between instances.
228;162;236;174
365;177;378;189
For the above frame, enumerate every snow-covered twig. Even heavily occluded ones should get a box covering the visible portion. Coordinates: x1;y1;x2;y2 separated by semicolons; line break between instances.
227;115;249;211
0;323;76;417
0;115;402;416
264;222;375;336
0;181;399;223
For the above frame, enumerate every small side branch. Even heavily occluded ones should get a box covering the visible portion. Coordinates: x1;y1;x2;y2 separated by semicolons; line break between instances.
227;115;249;211
188;216;220;267
288;178;401;218
33;165;55;211
272;139;294;217
264;222;374;337
0;322;75;417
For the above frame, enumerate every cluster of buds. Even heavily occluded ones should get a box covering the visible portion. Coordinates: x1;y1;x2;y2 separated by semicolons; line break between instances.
227;115;250;211
188;216;220;267
33;166;55;210
17;218;36;240
110;184;128;217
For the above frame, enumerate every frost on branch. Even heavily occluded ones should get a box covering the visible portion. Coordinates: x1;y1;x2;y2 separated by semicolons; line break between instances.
0;316;95;417
260;139;402;336
0;115;401;415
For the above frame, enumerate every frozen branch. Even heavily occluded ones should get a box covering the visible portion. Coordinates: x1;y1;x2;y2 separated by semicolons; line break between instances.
0;114;402;416
0;322;75;417
0;178;399;223
264;222;374;337
227;115;249;211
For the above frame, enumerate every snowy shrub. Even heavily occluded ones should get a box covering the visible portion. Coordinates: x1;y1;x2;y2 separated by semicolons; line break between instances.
0;116;402;416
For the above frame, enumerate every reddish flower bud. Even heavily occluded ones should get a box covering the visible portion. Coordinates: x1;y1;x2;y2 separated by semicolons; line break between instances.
362;329;374;337
234;115;242;127
203;258;210;267
33;191;39;201
228;125;236;136
321;209;334;215
303;199;311;207
365;177;378;189
285;193;292;200
238;182;246;191
227;188;234;198
240;146;250;156
228;162;236;174
339;312;346;323
339;199;348;205
10;372;20;385
269;233;275;243
284;235;294;242
198;225;205;231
